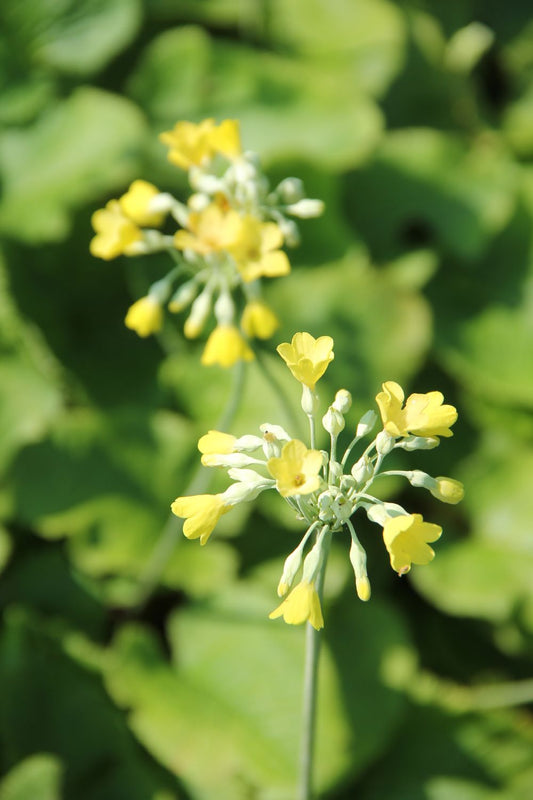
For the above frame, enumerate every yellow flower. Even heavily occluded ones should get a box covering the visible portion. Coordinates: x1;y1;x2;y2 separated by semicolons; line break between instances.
171;493;230;545
383;513;442;575
267;439;323;497
201;325;254;368
277;332;334;390
376;381;458;438
198;430;236;455
241;300;279;339
430;476;464;505
229;217;290;283
124;295;163;337
159;118;241;170
174;204;243;255
90;200;141;260
119;180;166;227
269;581;324;630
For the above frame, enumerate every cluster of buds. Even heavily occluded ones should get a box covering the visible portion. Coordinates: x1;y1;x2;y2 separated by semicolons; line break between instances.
90;119;324;367
172;332;464;630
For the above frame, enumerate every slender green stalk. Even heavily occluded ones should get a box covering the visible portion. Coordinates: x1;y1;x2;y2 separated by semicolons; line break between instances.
132;360;247;608
299;529;331;800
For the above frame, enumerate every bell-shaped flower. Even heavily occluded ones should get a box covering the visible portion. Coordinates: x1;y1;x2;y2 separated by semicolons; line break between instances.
241;300;279;339
159;118;241;170
90;200;141;260
201;324;254;367
277;332;334;390
171;493;231;545
124;295;163;337
267;439;323;497
119;180;166;227
383;513;442;574
269;580;324;630
376;381;457;438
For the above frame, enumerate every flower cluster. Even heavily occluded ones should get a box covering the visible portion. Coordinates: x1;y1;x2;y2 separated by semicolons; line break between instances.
90;119;324;367
172;332;463;630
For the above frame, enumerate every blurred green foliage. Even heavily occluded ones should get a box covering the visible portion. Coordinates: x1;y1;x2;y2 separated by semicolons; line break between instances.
1;1;532;798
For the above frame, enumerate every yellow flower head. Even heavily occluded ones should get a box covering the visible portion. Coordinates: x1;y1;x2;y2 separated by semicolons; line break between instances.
119;180;166;228
430;476;464;505
277;332;334;390
198;430;236;455
90;200;141;260
201;324;254;368
171;493;230;545
241;300;279;340
174;204;243;255
229;217;290;283
159;118;241;170
269;581;324;630
124;295;163;337
267;439;323;497
376;381;458;438
383;513;442;574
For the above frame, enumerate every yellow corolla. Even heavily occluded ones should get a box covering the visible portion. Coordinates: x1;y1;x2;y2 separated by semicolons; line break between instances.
430;477;464;504
159;118;241;170
201;324;254;368
267;439;323;497
376;381;458;438
269;581;324;630
119;180;166;228
240;300;279;339
90;200;141;260
383;513;442;574
124;295;163;337
171;493;231;545
277;332;334;390
198;430;236;455
229;216;290;283
174;204;243;255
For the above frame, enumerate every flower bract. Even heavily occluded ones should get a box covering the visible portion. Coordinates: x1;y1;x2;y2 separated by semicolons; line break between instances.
277;332;334;390
269;581;324;630
383;513;442;574
267;439;323;497
376;381;458;438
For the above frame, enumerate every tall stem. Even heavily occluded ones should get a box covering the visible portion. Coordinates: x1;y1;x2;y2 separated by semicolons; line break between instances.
299;530;331;800
132;360;247;607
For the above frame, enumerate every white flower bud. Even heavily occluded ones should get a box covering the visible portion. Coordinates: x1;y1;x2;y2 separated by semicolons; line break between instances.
188;192;211;212
214;290;235;325
351;457;372;485
406;470;431;488
184;286;212;338
277;217;300;248
301;385;319;416
332;389;352;414
349;537;370;602
277;544;305;596
376;430;395;455
356;410;377;438
168;280;199;313
322;407;345;436
276;177;305;204
233;435;264;452
396;435;440;451
148;277;172;304
285;198;325;218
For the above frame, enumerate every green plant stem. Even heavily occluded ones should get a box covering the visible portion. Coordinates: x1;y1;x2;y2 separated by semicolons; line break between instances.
299;529;331;800
132;360;247;608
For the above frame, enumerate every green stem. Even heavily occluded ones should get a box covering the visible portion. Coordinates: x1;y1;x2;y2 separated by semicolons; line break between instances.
132;360;247;608
299;528;331;800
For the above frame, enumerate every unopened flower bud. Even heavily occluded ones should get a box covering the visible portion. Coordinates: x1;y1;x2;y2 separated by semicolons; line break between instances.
349;535;370;602
356;410;377;438
184;287;212;338
276;177;305;204
397;435;440;451
429;476;464;505
376;430;395;455
332;389;352;414
168;280;198;313
214;290;235;325
351;457;372;485
277;217;300;248
277;544;305;596
301;384;319;416
322;407;345;436
286;198;325;218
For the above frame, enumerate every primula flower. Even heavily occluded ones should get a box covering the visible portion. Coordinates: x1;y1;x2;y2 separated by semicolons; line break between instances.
124;295;163;337
383;513;442;574
160;118;241;170
198;430;236;455
174;204;243;255
241;300;279;339
376;381;457;438
171;493;231;545
90;200;141;260
277;332;334;390
430;476;464;504
267;439;323;497
269;581;324;630
229;216;290;283
119;180;166;227
201;324;254;368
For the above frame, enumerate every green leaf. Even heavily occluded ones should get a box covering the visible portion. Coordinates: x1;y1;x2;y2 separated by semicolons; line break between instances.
0;754;62;800
0;88;147;242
